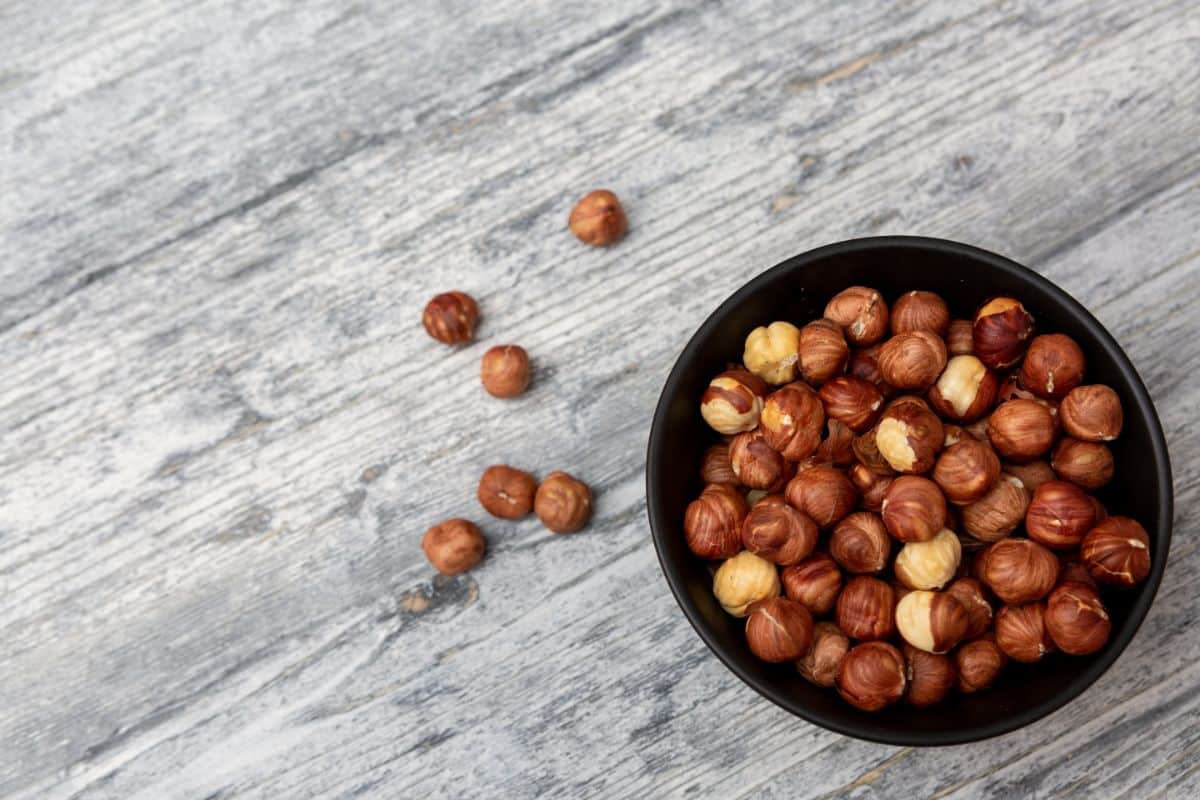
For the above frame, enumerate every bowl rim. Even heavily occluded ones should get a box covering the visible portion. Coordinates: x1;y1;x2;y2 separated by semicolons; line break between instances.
645;235;1174;746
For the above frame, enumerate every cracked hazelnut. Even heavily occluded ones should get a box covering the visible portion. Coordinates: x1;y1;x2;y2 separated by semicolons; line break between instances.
981;539;1058;604
894;529;962;590
955;634;1006;692
480;345;531;398
891;290;950;336
422;291;479;345
875;401;944;473
1045;581;1110;655
961;474;1029;542
477;465;537;519
568;189;627;245
995;603;1055;663
848;344;894;396
781;552;843;615
1025;480;1096;550
837;641;906;711
972;297;1034;370
904;644;956;707
534;471;593;533
1051;438;1114;489
818;376;884;433
1081;517;1151;588
798;319;850;385
713;550;781;616
745;597;814;662
849;462;893;513
1020;333;1086;400
798;622;850;687
877;330;948;390
814;419;857;466
742;496;818;565
835;576;896;640
744;321;802;384
784;465;856;528
933;438;1001;505
946;319;975;356
881;476;947;543
700;369;768;434
896;590;968;654
1005;460;1056;493
759;382;825;460
422;518;486;575
987;399;1057;462
684;483;749;560
830;512;891;574
729;430;793;491
946;578;993;638
825;286;889;345
700;443;738;485
929;355;998;422
1060;384;1123;442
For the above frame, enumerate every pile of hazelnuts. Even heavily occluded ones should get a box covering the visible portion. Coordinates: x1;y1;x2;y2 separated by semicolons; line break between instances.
686;287;1152;711
418;190;628;576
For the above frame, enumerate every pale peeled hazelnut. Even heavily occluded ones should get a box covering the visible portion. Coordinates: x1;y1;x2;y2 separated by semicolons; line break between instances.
684;483;749;560
784;465;856;528
713;551;781;616
928;355;998;422
894;529;962;591
994;603;1055;663
818;376;884;433
1060;384;1123;441
829;512;891;574
837;641;906;711
535;471;593;533
1051;438;1114;489
1020;333;1086;400
987;399;1057;462
946;319;975;356
895;590;969;653
946;578;993;638
568;189;627;245
741;496;818;565
1025;480;1096;550
745;597;814;662
813;419;856;466
824;286;889;345
972;297;1034;370
1005;460;1056;493
700;369;768;434
781;552;843;615
963;471;1029;542
848;462;893;513
422;518;486;575
1045;581;1111;655
881;476;946;543
700;443;738;485
798;319;850;385
422;291;479;345
955;634;1007;693
932;438;1001;505
875;401;944;473
744;321;802;384
903;644;957;707
980;539;1059;604
480;345;531;397
759;382;825;460
877;330;948;390
798;622;850;687
729;430;793;491
836;576;896;640
891;290;950;336
1081;516;1151;588
848;345;894;396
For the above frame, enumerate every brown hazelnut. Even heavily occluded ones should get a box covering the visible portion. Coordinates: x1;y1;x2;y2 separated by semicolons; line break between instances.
700;369;768;435
972;297;1034;370
1025;480;1096;550
1058;556;1100;591
994;603;1055;663
837;641;907;711
784;465;856;528
817;375;884;433
895;590;969;654
903;644;956;707
813;419;857;466
848;345;894;396
932;438;1001;505
830;512;891;574
1045;581;1111;655
824;286;889;345
877;330;948;390
1020;334;1086;400
422;291;479;345
534;471;593;533
759;382;825;460
568;189;627;246
713;550;781;616
1081;516;1151;588
729;430;794;491
480;345;531;398
981;539;1058;604
744;321;802;384
700;443;738;485
798;622;850;687
798;319;850;385
891;290;950;336
961;474;1029;542
781;552;843;615
477;465;537;519
955;634;1007;692
987;399;1057;462
929;355;999;422
684;483;749;560
848;463;893;513
1051;438;1114;490
894;529;962;590
875;401;944;474
946;319;975;356
745;597;814;662
422;518;486;575
946;578;993;638
880;476;947;543
1004;460;1056;493
835;576;896;640
742;496;818;565
1060;384;1123;442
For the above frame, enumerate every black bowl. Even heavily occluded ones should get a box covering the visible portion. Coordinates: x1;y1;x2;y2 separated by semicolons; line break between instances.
646;236;1172;745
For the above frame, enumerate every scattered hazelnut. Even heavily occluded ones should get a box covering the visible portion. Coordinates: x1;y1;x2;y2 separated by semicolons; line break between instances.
961;474;1029;542
534;471;593;533
987;399;1057;462
1060;384;1123;442
700;443;739;485
759;382;825;460
1051;438;1114;490
798;319;850;385
744;321;802;384
895;590;969;653
830;512;891;574
781;552;843;615
929;355;998;422
568;189;627;246
972;297;1034;370
848;345;894;396
946;319;975;356
835;576;896;640
818;376;884;433
1058;556;1100;591
994;603;1055;663
700;369;768;434
729;430;794;491
980;539;1058;604
684;483;749;560
848;462;894;513
742;496;818;565
824;286;889;345
1004;460;1056;493
784;465;856;528
713;550;781;616
798;622;851;687
1025;480;1096;550
422;518;486;575
881;476;947;543
745;597;814;663
422;291;479;345
877;330;948;390
1045;581;1111;655
837;641;907;711
903;644;957;707
891;290;950;336
932;438;1001;505
1020;333;1086;400
480;345;531;398
477;465;537;519
814;419;857;466
946;578;994;638
894;529;962;590
955;634;1007;693
874;401;944;473
1081;516;1151;588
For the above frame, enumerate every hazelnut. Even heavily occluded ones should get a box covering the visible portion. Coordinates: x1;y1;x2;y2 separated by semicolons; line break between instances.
568;189;627;246
818;376;884;433
781;552;843;615
784;465;856;528
798;319;850;385
422;518;486;575
837;641;907;711
987;399;1057;462
881;476;947;543
946;578;994;638
980;539;1058;604
877;330;948;390
742;496;818;565
932;438;1001;505
955;634;1007;693
894;529;962;590
824;286;889;345
700;369;768;434
929;355;998;422
1004;460;1056;493
1081;516;1151;588
477;465;537;519
830;512;891;574
946;319;975;356
1051;438;1114;490
713;550;781;616
1045;581;1111;655
700;443;739;485
744;321;802;385
903;644;957;707
1025;480;1096;550
994;603;1055;663
814;419;857;466
896;590;969;654
759;382;825;460
684;483;749;560
422;291;479;345
1020;333;1086;400
874;401;944;473
1060;384;1123;442
961;474;1030;542
745;597;814;662
1058;556;1100;591
798;622;851;687
972;297;1034;370
848;463;893;513
729;430;793;491
891;290;950;336
534;471;593;533
480;345;531;398
848;345;894;396
835;576;896;640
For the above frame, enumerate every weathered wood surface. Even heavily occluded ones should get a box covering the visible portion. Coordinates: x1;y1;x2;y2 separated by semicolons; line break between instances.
2;0;1199;796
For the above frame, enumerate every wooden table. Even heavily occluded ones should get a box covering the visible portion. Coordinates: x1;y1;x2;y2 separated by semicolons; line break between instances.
3;1;1198;796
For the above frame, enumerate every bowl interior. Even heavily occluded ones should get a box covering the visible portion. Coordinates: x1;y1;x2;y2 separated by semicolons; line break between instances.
647;237;1172;745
